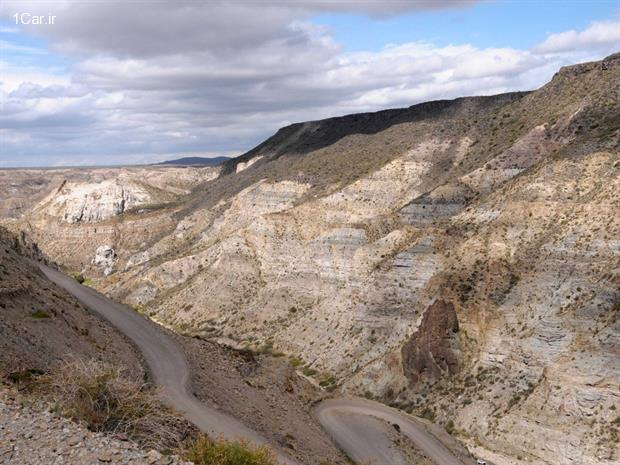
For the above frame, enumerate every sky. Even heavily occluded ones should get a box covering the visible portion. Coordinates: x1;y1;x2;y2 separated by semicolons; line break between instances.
0;1;619;168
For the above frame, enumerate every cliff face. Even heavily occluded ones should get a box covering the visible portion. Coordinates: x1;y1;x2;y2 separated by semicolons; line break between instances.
1;54;619;465
0;166;220;271
401;300;461;384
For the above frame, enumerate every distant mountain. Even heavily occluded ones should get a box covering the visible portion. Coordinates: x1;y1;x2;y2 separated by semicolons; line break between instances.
156;156;231;166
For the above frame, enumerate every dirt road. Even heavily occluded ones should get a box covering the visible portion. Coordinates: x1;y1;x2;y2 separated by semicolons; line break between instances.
41;263;468;465
38;263;297;465
314;398;469;465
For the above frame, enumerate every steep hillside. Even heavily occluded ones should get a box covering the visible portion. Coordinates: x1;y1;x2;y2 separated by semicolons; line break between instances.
0;226;348;464
1;53;619;465
0;226;143;378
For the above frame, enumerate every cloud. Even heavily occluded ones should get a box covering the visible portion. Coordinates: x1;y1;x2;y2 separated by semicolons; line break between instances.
0;1;476;58
0;2;617;167
535;19;620;54
0;61;70;92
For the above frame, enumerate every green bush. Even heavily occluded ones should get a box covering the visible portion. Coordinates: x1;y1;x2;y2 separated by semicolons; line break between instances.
71;272;85;284
302;367;317;377
184;435;278;465
445;419;455;434
30;310;51;319
71;272;93;286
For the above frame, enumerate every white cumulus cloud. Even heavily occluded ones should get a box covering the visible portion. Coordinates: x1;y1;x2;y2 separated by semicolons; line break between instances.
535;19;620;54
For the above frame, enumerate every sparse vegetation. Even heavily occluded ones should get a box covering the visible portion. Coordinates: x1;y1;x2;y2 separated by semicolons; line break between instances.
302;366;317;376
5;368;45;386
445;419;455;434
133;303;148;314
420;407;436;421
24;359;193;451
507;393;521;410
30;310;51;319
71;272;85;284
184;435;278;465
318;374;338;392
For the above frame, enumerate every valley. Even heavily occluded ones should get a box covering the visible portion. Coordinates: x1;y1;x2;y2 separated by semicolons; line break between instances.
1;53;619;465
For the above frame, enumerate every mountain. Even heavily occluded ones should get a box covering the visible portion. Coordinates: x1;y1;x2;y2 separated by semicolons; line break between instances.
156;156;231;166
0;165;222;220
1;53;619;465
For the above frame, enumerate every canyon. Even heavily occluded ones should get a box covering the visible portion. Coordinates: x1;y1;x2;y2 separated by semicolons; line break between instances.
1;53;619;465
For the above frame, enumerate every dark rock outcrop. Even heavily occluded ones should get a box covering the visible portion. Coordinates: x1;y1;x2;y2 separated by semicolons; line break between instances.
401;299;461;383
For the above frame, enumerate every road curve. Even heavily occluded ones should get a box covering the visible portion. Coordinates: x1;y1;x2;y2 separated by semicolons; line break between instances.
38;264;297;465
41;263;468;465
314;398;468;465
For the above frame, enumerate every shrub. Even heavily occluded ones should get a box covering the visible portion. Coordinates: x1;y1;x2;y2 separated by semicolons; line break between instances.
507;393;521;409
71;272;93;286
184;435;278;465
30;310;51;319
32;359;190;450
5;368;44;386
302;367;317;377
420;407;436;421
445;419;455;434
71;272;85;284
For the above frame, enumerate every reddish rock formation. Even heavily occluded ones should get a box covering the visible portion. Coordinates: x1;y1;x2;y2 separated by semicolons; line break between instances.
401;299;461;383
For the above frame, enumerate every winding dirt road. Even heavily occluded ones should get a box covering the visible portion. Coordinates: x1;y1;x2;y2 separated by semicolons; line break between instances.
314;399;469;465
38;264;297;465
40;263;468;465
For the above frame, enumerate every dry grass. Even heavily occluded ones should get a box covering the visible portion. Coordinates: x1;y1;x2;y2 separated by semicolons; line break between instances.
183;435;278;465
8;359;286;461
31;358;193;451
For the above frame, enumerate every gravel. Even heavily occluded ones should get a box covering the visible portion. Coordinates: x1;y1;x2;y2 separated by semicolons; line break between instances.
0;389;193;465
